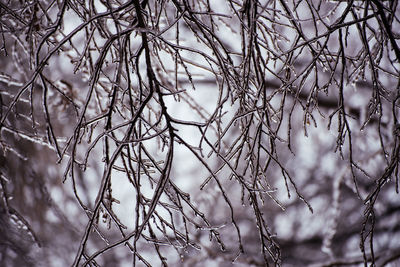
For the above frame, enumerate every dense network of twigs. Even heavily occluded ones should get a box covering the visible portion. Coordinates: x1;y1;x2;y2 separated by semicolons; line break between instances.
1;0;400;266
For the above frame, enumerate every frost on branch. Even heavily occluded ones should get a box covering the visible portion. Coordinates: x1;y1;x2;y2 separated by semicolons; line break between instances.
0;0;400;266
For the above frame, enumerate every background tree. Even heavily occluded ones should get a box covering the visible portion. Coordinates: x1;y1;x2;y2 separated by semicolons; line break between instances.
1;0;400;266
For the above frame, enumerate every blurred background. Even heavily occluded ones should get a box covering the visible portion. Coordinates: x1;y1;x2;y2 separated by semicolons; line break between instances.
1;0;400;266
